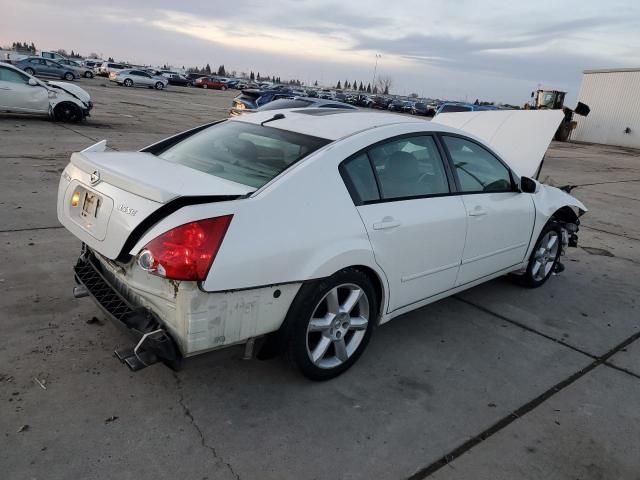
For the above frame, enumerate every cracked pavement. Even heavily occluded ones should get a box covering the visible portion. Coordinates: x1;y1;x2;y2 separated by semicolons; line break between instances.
1;80;639;479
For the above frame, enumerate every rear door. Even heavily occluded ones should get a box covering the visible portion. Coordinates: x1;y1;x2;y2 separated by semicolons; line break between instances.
341;134;467;313
440;135;535;285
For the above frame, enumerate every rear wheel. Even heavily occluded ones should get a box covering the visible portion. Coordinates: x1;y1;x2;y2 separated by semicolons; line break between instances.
286;269;377;381
84;71;93;78
221;85;227;91
523;222;562;287
24;67;35;76
202;84;208;89
124;78;133;87
53;102;83;123
155;82;164;90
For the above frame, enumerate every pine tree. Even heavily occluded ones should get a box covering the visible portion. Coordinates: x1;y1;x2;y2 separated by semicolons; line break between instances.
250;71;255;80
217;65;225;76
314;80;318;86
366;83;371;93
205;63;211;74
373;85;378;94
336;80;342;89
384;85;389;95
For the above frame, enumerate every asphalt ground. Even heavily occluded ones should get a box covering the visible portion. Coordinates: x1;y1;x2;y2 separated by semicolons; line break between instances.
1;77;639;480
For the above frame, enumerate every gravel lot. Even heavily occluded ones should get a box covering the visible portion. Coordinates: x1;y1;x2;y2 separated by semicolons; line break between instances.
1;78;639;480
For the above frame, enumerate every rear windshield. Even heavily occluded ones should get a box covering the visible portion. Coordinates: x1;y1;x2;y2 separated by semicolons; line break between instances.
258;99;313;111
157;121;330;188
440;105;472;113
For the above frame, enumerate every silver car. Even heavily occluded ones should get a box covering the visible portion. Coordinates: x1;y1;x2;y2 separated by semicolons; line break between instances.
110;69;168;89
57;59;94;79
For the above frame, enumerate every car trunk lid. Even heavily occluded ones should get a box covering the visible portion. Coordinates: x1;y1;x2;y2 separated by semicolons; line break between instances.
58;151;252;260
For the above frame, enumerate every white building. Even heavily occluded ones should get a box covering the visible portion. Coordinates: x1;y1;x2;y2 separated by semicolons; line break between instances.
572;68;640;149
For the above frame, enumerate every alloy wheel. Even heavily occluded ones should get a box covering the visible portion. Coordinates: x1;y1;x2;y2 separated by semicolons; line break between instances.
531;231;559;282
306;283;369;369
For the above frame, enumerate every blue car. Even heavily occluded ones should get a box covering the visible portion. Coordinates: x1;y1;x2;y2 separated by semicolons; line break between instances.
15;57;79;81
434;102;500;115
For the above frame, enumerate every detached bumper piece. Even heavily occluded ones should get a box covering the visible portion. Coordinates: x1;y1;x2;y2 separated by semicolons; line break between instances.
74;251;181;371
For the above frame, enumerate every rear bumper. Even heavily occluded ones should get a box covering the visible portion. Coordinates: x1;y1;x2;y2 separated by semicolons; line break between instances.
74;248;182;368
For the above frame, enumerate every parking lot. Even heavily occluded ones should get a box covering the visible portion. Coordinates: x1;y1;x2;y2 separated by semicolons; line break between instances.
1;78;639;480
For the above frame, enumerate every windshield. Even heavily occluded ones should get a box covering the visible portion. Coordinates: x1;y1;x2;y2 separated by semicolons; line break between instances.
157;121;330;188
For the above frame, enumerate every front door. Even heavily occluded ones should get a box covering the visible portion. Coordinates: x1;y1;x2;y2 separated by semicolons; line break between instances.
341;135;467;313
0;65;49;113
440;135;535;285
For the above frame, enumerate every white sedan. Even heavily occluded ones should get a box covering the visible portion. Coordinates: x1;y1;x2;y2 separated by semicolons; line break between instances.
57;108;586;380
0;61;92;122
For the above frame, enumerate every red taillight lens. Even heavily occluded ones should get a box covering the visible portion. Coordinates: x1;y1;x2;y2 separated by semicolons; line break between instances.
138;216;233;281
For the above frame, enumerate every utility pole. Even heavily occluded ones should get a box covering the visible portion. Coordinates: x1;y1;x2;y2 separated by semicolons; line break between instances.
372;53;381;91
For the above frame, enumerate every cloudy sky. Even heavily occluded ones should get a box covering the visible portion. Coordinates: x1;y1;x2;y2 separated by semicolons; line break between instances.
2;0;639;104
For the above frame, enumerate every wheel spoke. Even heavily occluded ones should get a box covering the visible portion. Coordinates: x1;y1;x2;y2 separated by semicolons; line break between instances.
325;288;340;314
334;338;348;362
547;234;558;250
309;314;333;332
349;316;368;331
531;260;542;277
341;288;363;313
311;336;331;362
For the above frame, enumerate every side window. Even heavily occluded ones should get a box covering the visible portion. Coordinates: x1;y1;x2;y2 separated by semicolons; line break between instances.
442;136;513;193
368;136;450;200
340;153;380;204
0;67;29;84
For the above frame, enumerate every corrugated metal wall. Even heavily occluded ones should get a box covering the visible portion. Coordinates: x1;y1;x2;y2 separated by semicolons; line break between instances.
572;70;640;149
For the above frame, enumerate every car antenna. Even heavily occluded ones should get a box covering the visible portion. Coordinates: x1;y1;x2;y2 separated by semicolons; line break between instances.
261;113;285;126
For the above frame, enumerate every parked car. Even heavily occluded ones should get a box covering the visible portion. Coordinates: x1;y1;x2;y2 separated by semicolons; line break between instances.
229;88;294;114
194;76;229;90
371;96;392;109
97;62;128;77
110;69;168;89
40;51;70;62
186;73;208;82
57;108;585;380
388;99;412;112
230;96;357;116
82;59;104;70
410;102;436;116
57;58;94;78
15;57;79;81
0;61;92;122
165;73;191;87
435;102;500;115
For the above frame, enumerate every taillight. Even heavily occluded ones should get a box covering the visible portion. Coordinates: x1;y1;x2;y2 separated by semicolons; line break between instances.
137;216;232;281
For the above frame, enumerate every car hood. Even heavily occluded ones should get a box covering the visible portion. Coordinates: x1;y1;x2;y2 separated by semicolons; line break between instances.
432;109;564;178
47;81;91;104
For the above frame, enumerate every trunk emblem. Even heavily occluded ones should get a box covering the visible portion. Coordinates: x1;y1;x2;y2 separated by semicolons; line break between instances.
90;170;101;185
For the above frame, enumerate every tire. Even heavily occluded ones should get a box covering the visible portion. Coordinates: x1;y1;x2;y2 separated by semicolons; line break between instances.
53;102;83;123
221;86;227;91
24;67;35;76
523;222;562;288
124;78;133;87
155;82;164;90
64;72;75;81
202;84;208;89
84;71;93;79
286;268;378;381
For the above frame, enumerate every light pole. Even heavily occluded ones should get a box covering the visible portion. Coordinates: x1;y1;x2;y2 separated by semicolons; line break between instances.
372;53;381;91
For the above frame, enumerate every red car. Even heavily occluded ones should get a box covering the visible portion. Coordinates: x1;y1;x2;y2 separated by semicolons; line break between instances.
194;76;228;90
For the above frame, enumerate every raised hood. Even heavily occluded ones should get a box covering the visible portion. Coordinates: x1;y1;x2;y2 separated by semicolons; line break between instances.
70;151;254;203
433;110;564;178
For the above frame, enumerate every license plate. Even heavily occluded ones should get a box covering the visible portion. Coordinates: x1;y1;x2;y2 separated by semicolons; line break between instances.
81;192;101;219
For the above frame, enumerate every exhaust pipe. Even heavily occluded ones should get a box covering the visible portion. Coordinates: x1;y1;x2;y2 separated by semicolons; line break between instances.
73;285;89;298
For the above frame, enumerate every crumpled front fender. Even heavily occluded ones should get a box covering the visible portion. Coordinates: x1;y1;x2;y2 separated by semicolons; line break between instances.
535;184;587;219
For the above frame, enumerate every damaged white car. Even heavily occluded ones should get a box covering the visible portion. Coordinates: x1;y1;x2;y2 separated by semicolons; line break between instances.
0;61;92;122
57;108;586;380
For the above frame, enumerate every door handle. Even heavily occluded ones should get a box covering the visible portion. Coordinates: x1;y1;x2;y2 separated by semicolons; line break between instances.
468;206;488;217
373;217;401;230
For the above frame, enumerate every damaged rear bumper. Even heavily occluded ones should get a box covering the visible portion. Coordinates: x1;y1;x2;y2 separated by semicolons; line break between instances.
74;249;182;370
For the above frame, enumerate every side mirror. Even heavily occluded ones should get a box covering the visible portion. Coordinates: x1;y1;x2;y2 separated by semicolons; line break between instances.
28;78;38;86
520;176;538;194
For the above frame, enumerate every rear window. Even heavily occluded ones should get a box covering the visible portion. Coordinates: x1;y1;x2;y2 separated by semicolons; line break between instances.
258;99;313;111
440;104;472;113
157;121;330;188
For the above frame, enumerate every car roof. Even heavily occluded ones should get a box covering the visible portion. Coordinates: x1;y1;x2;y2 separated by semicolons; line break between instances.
230;109;456;141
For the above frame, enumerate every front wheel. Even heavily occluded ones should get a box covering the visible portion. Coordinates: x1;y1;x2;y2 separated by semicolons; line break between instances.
286;269;378;381
221;85;227;91
124;78;133;87
84;71;93;78
64;72;75;81
24;67;35;76
202;84;208;89
155;82;164;90
53;102;83;123
523;223;562;287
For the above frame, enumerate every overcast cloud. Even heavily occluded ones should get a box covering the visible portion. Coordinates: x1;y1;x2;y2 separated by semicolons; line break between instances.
1;0;639;104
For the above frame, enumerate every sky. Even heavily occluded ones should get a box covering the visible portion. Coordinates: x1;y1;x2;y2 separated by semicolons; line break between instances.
1;0;639;104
